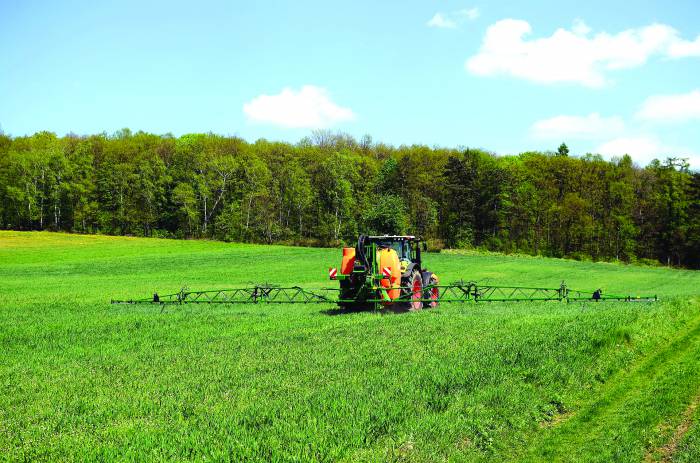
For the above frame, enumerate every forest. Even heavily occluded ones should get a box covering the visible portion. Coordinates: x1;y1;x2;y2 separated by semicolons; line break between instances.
0;129;698;268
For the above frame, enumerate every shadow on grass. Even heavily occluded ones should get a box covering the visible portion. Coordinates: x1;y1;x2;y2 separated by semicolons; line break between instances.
321;303;414;316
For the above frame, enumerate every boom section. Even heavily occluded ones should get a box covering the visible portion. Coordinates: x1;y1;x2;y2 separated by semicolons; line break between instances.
111;282;656;305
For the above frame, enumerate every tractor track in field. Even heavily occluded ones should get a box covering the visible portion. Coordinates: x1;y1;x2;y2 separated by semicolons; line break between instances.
644;392;700;463
522;303;700;462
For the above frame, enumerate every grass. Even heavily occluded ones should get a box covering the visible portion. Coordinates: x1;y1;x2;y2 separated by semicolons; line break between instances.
1;231;699;462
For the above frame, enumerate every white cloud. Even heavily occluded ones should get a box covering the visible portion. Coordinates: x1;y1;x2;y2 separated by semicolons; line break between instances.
243;86;355;129
531;113;624;140
596;136;665;163
636;89;700;122
572;18;591;36
667;35;700;57
466;19;700;87
596;136;700;167
457;8;480;21
427;13;456;29
427;8;479;29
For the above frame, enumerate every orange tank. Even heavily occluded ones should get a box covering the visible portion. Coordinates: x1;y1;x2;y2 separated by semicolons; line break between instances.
340;247;355;275
378;248;401;302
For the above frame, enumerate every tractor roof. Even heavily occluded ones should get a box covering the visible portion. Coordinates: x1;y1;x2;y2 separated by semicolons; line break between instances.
367;235;418;240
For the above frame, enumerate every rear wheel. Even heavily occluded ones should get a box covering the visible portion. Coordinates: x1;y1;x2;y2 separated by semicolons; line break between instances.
425;275;439;308
409;271;423;310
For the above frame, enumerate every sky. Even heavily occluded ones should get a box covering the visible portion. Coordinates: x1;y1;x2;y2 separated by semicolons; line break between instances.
1;0;700;168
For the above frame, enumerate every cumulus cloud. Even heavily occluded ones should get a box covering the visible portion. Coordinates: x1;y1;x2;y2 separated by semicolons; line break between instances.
636;89;700;122
427;8;479;29
427;13;456;29
596;136;700;168
466;19;700;87
243;86;355;129
531;113;624;140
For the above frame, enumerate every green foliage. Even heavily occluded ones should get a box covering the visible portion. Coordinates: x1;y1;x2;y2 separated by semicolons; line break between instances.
557;142;570;157
172;182;199;237
0;131;698;267
362;194;409;235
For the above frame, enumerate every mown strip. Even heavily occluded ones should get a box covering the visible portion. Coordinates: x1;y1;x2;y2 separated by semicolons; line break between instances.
669;403;700;462
643;393;700;462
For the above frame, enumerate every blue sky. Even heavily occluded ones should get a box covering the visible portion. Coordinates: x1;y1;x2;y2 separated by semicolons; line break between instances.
1;0;700;167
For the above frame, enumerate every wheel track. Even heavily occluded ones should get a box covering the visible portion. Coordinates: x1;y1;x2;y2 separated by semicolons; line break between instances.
521;302;700;462
643;392;700;462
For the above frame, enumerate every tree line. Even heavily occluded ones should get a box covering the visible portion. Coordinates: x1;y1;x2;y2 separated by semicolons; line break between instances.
0;129;698;268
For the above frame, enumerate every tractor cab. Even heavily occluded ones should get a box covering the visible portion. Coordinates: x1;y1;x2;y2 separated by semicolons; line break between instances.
366;235;421;277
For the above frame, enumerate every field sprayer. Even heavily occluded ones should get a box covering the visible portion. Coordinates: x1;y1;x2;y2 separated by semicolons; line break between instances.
111;234;658;309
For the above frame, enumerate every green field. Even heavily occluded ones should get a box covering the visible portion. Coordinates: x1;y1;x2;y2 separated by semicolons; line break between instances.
1;231;700;462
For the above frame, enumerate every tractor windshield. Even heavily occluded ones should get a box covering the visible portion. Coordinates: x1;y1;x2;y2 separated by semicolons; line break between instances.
386;241;412;261
372;238;413;262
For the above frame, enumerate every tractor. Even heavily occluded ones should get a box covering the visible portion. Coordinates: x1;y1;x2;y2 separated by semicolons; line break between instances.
330;235;439;310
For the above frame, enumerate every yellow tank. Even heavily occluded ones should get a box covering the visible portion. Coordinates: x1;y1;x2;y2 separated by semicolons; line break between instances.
378;248;401;302
340;247;355;275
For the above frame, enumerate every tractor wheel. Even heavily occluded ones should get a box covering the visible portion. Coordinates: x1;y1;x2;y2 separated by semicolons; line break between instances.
409;271;423;311
425;275;439;308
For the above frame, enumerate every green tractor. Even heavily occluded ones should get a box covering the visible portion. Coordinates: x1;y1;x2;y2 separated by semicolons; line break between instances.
330;235;439;310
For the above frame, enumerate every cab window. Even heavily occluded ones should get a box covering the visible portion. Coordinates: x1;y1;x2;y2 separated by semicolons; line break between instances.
404;241;413;261
390;241;403;258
